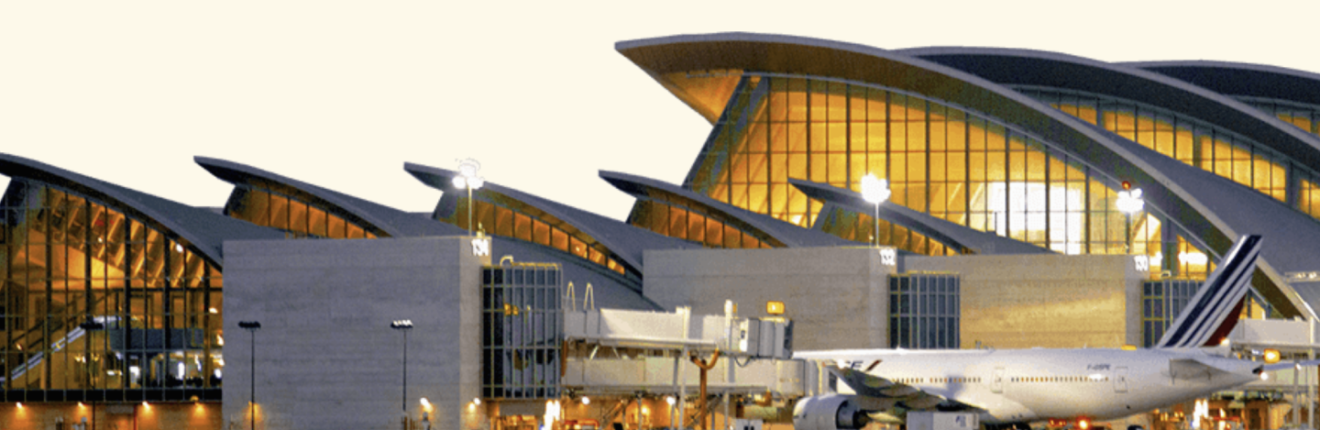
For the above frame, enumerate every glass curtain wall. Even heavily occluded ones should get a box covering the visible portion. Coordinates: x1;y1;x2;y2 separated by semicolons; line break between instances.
1017;87;1320;221
1141;279;1271;347
817;206;956;256
1;180;222;401
626;200;777;249
667;72;1210;277
889;273;959;349
225;187;379;239
443;195;627;276
480;263;562;399
1239;98;1320;138
1237;98;1320;218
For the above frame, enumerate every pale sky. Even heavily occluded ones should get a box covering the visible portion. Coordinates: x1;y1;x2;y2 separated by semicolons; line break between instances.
3;1;1319;220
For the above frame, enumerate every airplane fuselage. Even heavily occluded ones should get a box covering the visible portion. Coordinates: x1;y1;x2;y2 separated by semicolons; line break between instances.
832;348;1259;424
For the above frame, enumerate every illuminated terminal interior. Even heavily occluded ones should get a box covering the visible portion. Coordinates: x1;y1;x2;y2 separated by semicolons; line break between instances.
444;196;628;276
660;71;1216;280
1;181;226;398
225;187;380;240
5;32;1320;430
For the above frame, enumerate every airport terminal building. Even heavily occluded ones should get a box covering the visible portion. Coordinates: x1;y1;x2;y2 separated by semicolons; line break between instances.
4;33;1320;429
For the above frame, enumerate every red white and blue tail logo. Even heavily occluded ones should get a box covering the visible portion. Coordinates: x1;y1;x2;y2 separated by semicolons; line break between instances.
1155;235;1263;348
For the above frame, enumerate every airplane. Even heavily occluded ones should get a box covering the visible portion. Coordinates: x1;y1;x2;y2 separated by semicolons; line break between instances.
793;235;1308;430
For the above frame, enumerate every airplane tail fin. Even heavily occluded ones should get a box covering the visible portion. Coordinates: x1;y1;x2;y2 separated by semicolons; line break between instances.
1155;235;1262;349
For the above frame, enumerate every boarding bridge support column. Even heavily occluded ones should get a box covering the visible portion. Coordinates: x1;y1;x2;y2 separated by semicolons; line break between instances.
1295;360;1303;427
724;301;735;430
677;306;690;429
723;393;730;430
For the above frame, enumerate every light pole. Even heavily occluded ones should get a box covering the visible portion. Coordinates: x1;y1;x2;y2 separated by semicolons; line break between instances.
452;159;484;236
860;174;891;248
391;320;414;422
238;321;261;430
1116;184;1144;254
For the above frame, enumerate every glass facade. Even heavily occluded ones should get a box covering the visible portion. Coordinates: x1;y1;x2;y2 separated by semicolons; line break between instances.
626;198;776;249
1;180;222;402
1140;279;1197;348
1240;97;1320;138
225;187;379;239
1237;98;1320;220
1017;87;1320;221
667;72;1207;275
818;206;960;256
481;263;561;399
1141;279;1271;347
443;196;628;276
889;273;959;349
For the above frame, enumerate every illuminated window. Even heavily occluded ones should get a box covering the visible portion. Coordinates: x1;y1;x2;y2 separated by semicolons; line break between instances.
441;197;627;276
624;199;777;249
1025;88;1316;220
889;273;959;349
676;74;1191;261
0;182;223;397
226;187;381;239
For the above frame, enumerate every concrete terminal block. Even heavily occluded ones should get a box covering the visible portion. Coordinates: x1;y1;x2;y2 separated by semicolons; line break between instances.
645;247;1143;351
221;236;489;430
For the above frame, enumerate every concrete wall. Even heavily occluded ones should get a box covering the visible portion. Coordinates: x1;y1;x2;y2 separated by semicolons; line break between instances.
221;236;489;430
644;247;1143;352
905;253;1144;349
643;247;896;351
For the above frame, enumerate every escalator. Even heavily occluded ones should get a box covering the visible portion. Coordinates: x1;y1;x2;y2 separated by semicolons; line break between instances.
1;315;118;385
1;183;216;393
3;311;208;390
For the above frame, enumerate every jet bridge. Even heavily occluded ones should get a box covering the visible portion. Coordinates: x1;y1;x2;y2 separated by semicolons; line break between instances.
557;305;811;430
561;306;802;395
479;261;813;429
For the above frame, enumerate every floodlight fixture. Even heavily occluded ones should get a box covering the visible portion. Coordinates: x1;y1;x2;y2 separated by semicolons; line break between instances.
860;174;890;247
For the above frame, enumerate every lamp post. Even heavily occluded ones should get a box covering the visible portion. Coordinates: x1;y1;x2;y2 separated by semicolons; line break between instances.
1116;186;1144;254
860;174;891;248
452;159;485;236
391;320;414;422
238;321;261;430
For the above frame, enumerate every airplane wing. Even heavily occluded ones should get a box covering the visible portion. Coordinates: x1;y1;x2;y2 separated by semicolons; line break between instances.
825;362;983;412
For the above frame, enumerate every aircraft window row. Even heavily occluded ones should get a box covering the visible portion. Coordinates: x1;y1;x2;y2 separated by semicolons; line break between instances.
894;377;981;384
1010;376;1108;383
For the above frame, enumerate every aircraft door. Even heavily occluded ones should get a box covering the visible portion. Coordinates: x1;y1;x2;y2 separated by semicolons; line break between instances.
1114;366;1128;393
992;367;1005;393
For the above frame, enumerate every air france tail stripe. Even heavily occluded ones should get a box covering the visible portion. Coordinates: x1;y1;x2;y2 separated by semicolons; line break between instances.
1169;245;1257;347
1188;246;1259;347
1175;247;1258;347
1185;242;1260;347
1156;235;1261;348
1159;248;1248;346
1166;243;1257;348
